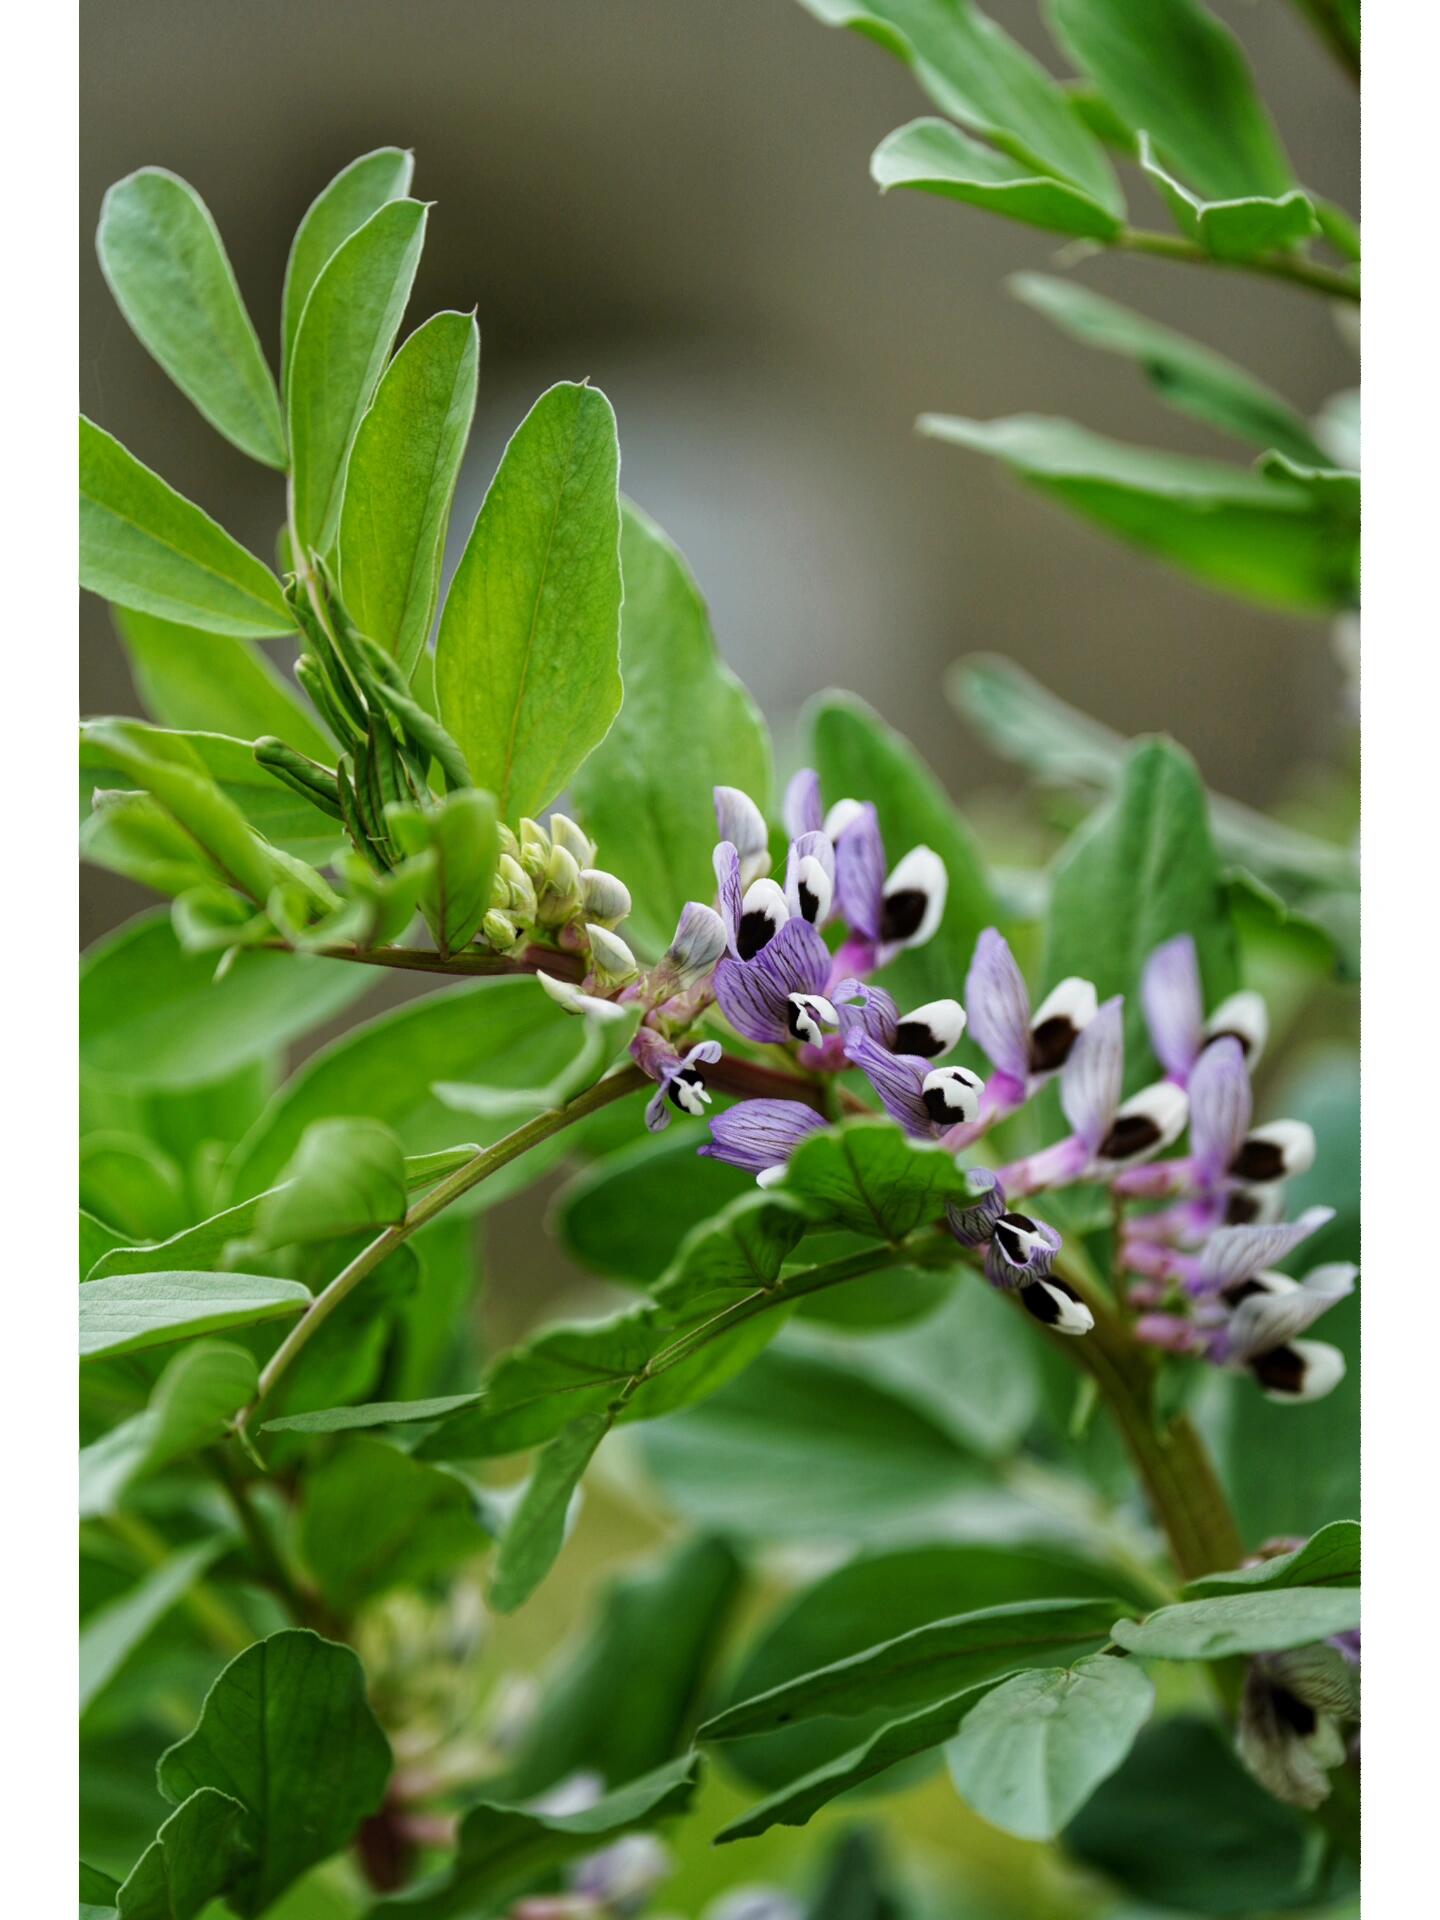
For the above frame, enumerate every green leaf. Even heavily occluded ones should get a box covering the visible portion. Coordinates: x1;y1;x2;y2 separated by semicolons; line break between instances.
80;909;370;1090
810;692;995;1007
80;1342;258;1518
872;118;1121;238
795;0;1120;213
79;1270;311;1361
714;1541;1148;1793
715;1682;1001;1843
97;168;285;467
436;382;623;822
81;1209;127;1280
282;148;415;395
499;1536;742;1799
919;412;1359;610
1045;0;1294;202
287;198;428;559
554;1132;754;1285
702;1594;1121;1739
298;1437;494;1611
338;309;479;677
255;1116;408;1247
637;1340;1000;1543
113;605;332;757
80;418;294;638
650;1189;810;1310
774;1115;974;1239
79;1132;187;1242
1008;275;1327;464
1063;1714;1323;1914
1185;1520;1359;1597
944;1654;1153;1838
489;1409;614;1613
387;787;499;958
113;1788;249;1920
81;788;220;901
261;1393;481;1435
1111;1586;1361;1660
80;1540;226;1716
225;976;589;1199
157;1630;391;1916
1043;737;1236;1085
1137;135;1319;261
384;1754;699;1920
80;1861;122;1909
572;500;773;955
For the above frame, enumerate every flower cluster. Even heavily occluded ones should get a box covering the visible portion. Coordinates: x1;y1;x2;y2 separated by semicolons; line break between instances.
543;775;1354;1400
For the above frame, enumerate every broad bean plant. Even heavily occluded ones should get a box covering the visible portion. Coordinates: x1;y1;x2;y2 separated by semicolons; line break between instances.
78;7;1359;1916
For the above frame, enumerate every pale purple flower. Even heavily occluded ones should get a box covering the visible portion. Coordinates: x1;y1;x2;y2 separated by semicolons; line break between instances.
1142;934;1268;1086
783;767;824;839
843;1031;983;1137
714;918;836;1046
714;785;771;886
783;829;836;926
642;1038;724;1131
963;929;1098;1128
715;840;789;960
700;1097;827;1185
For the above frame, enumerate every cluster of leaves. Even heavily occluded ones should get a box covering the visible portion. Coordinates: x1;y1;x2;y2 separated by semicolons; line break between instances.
796;0;1360;611
78;73;1358;1920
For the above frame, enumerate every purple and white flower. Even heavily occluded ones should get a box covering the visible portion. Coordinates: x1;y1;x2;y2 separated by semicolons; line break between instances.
714;785;772;887
713;918;838;1047
699;1097;828;1186
639;1037;725;1132
1142;933;1269;1086
961;930;1099;1135
842;1031;983;1138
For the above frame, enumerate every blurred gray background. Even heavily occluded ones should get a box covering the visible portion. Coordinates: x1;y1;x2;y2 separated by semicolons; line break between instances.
80;0;1359;946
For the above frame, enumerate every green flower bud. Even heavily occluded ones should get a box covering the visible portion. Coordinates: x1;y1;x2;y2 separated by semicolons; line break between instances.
482;909;521;952
587;924;638;982
547;811;596;868
518;816;551;878
579;867;632;927
496;854;536;920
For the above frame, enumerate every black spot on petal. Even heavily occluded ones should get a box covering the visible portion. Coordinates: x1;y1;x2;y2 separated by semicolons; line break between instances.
1272;1687;1318;1737
1225;1190;1263;1225
1222;1276;1268;1306
1252;1344;1306;1395
1020;1281;1061;1325
1099;1114;1162;1161
895;1019;943;1058
798;879;821;922
737;909;777;960
1028;1015;1078;1074
880;888;926;943
1231;1139;1287;1182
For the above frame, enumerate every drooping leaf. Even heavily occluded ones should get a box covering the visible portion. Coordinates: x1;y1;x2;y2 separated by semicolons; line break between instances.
79;1342;258;1518
254;1116;408;1248
572;500;773;955
872;118;1121;238
79;1540;226;1714
1063;1714;1324;1914
113;1787;250;1920
287;198;428;559
97;168;285;467
79;1270;311;1361
225;976;590;1200
810;692;995;1006
919;413;1359;610
80;418;294;638
715;1681;1001;1843
387;787;499;957
338;309;480;677
1008;275;1328;464
112;606;332;757
156;1630;391;1916
261;1393;482;1435
944;1654;1154;1838
500;1536;743;1799
1185;1520;1359;1598
281;147;415;394
703;1594;1121;1739
436;382;623;823
298;1438;495;1610
714;1541;1146;1792
1111;1586;1360;1660
80;909;370;1091
1043;737;1236;1085
795;0;1121;214
488;1409;614;1613
1137;136;1320;262
383;1754;700;1920
1045;0;1295;202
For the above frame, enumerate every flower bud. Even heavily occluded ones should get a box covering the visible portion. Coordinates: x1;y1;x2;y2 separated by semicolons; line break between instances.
518;816;551;878
587;924;638;982
579;867;632;927
547;811;595;868
496;854;536;921
482;909;520;951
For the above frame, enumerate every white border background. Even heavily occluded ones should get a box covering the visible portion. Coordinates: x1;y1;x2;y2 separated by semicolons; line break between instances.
5;0;1426;1903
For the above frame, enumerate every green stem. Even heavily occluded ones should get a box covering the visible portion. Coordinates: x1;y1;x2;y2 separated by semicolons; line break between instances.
1114;226;1360;303
209;1453;335;1633
259;939;588;983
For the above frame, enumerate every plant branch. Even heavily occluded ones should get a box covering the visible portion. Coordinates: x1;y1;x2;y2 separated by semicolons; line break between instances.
259;939;588;983
1113;227;1360;302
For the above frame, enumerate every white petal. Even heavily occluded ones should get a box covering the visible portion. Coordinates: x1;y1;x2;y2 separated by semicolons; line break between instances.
1031;975;1098;1033
1256;1338;1347;1403
756;1163;788;1189
882;846;948;949
1096;1080;1189;1166
1233;1119;1316;1183
823;797;866;841
896;997;967;1058
1204;989;1269;1066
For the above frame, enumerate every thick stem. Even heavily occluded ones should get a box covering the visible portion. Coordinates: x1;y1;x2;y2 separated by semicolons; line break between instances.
260;940;587;983
1114;227;1360;303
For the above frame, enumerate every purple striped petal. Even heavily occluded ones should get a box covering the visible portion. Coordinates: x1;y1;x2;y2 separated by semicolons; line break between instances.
1060;996;1124;1152
947;1167;1006;1246
784;767;824;838
1188;1036;1252;1180
714;957;790;1043
700;1098;827;1176
832;979;899;1047
844;1031;932;1136
1143;935;1204;1081
754;916;833;999
1223;1263;1356;1361
833;803;885;940
1195;1205;1336;1294
714;841;743;954
965;929;1031;1081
